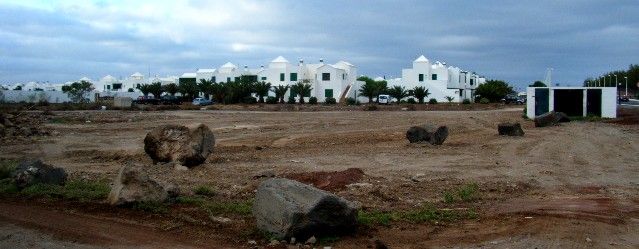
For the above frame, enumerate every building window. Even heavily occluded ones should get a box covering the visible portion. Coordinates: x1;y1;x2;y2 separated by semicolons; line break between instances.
290;73;297;82
470;79;474;86
432;74;438;80
212;76;216;83
325;89;333;98
419;74;424;82
342;74;345;80
106;85;111;90
322;73;330;81
227;77;231;83
280;73;285;81
261;77;267;81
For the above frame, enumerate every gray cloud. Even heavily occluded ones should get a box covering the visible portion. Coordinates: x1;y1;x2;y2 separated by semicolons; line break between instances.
0;0;638;91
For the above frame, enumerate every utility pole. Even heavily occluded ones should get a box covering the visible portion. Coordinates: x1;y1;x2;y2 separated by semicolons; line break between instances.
624;76;628;96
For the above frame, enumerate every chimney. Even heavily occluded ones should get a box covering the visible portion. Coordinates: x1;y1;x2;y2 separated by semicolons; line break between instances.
299;58;304;65
244;65;248;69
319;58;324;63
260;65;264;69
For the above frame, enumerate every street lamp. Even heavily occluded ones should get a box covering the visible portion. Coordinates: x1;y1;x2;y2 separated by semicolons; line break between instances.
609;74;613;87
614;74;618;88
624;76;628;96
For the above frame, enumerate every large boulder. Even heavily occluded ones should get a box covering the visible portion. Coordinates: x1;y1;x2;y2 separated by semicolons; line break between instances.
498;122;525;136
534;111;570;127
406;125;449;145
13;160;67;189
144;123;215;167
108;162;177;205
253;178;358;240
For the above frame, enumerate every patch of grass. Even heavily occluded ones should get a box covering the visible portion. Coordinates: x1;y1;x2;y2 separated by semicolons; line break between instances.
21;183;64;198
401;205;465;223
0;178;19;195
457;183;479;202
443;191;456;204
132;201;169;214
62;180;110;201
175;196;205;205
318;236;340;245
202;199;253;216
193;185;216;197
0;160;17;179
357;210;396;226
569;115;605;122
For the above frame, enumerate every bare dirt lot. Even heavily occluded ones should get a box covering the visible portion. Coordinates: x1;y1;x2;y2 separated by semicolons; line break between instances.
1;107;638;248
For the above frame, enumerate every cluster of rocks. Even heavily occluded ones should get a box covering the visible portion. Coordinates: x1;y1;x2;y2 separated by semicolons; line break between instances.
406;124;449;145
0;112;52;140
9;160;67;190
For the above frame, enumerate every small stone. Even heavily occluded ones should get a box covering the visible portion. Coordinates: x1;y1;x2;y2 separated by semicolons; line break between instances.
255;146;264;150
269;239;280;246
290;237;296;244
174;164;189;171
248;240;257;246
305;236;317;245
209;216;231;224
253;169;276;179
410;173;425;182
586;237;592;243
323;247;332;249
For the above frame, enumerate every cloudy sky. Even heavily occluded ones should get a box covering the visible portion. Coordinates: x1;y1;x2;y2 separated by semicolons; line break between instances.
1;0;638;90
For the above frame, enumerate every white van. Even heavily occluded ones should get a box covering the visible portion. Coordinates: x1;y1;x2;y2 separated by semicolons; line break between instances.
378;94;390;104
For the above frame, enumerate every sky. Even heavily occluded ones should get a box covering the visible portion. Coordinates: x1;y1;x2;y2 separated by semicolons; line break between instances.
0;0;638;91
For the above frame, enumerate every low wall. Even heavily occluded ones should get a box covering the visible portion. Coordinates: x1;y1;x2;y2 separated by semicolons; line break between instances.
0;90;143;103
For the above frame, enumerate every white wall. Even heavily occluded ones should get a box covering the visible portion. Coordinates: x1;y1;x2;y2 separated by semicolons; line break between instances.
526;87;617;119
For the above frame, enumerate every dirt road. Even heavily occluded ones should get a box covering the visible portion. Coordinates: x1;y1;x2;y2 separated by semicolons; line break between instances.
1;107;638;248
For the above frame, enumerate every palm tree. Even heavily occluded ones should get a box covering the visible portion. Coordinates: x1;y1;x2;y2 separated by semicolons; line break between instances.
211;82;228;104
273;85;289;104
148;82;164;98
254;81;272;103
388;85;409;103
198;79;214;100
359;81;377;104
163;83;179;96
179;79;199;100
412;86;430;104
137;84;151;97
292;81;312;104
445;96;455;103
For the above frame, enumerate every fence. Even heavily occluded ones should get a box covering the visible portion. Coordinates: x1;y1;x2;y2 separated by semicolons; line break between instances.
0;90;143;103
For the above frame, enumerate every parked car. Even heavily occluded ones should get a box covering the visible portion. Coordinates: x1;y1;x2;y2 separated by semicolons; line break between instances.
133;96;159;105
378;94;390;105
161;95;182;105
618;95;630;102
501;95;525;104
192;98;213;106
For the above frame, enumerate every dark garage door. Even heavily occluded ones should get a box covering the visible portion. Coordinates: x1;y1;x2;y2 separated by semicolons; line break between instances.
554;89;583;117
587;89;602;116
535;88;549;116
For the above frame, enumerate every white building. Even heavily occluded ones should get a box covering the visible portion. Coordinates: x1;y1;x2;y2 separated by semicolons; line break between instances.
180;56;358;103
526;87;617;118
384;55;486;103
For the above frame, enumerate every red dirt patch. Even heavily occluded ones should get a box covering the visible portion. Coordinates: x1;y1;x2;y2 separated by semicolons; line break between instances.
283;168;364;191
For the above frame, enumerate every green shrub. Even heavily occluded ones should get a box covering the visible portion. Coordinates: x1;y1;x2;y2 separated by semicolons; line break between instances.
0;178;18;195
357;210;395;226
0;161;17;179
428;98;438;104
203;200;253;216
407;98;416;104
287;96;296;104
462;99;471;105
21;183;64;198
443;191;455;204
457;183;479;202
345;97;357;105
324;97;337;105
62;180;110;201
308;97;318;104
479;97;490;104
194;185;216;197
265;96;278;104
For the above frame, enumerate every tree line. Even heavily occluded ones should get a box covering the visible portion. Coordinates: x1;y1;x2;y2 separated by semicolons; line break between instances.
583;64;639;96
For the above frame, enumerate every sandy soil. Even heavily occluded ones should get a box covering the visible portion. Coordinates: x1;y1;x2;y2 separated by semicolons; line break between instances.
1;107;638;248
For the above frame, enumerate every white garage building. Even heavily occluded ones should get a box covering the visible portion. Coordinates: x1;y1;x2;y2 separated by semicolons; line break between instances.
526;87;617;118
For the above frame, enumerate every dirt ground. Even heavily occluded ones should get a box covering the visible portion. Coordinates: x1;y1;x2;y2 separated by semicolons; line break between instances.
1;106;638;248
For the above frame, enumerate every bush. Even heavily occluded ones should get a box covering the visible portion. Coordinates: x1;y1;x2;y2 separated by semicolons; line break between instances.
265;96;278;104
242;96;257;104
325;97;337;105
407;98;416;104
128;88;135;92
345;97;357;105
462;99;471;105
287;96;296;104
479;97;490;104
308;96;318;104
194;185;216;197
428;98;438;104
